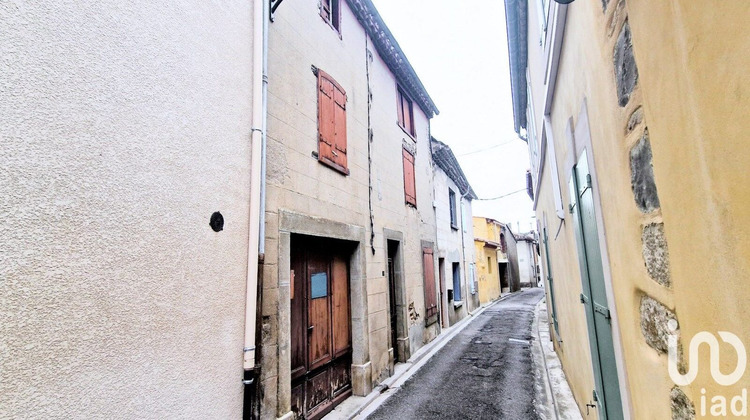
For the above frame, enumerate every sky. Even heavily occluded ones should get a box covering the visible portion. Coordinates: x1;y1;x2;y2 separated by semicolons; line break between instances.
370;0;536;233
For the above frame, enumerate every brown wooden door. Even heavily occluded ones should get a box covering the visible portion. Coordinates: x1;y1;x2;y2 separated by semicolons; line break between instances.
290;236;352;420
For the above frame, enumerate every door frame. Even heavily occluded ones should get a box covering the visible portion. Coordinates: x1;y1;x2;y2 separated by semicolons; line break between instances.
276;210;370;419
563;100;632;418
384;229;409;363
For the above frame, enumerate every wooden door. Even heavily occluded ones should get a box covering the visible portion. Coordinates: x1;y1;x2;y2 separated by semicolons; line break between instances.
290;236;352;420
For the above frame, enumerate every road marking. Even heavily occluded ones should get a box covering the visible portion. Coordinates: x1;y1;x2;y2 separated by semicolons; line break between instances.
509;338;530;345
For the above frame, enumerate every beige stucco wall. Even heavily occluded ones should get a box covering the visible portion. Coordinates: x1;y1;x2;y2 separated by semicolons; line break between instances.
529;0;750;418
264;0;439;417
0;2;255;418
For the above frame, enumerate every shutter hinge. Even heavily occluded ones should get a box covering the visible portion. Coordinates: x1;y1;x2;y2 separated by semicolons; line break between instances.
594;302;611;320
579;293;588;304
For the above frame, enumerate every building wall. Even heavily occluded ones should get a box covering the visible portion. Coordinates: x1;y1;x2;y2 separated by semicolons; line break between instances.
502;225;521;293
434;168;477;325
0;2;255;418
526;0;750;418
263;0;439;417
517;240;536;287
472;217;502;304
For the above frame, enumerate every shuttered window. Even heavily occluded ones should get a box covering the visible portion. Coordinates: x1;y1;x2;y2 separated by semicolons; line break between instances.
402;148;416;206
320;0;341;33
318;70;348;174
396;87;415;137
423;247;438;325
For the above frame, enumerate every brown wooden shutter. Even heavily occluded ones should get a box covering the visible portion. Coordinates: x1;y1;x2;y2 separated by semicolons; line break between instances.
403;148;416;206
422;247;438;325
318;70;348;173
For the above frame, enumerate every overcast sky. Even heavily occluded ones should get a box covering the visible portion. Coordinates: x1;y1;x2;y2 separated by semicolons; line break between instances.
371;0;536;233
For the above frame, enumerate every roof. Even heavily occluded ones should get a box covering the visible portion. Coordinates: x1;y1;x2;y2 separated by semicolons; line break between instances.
345;0;440;117
503;0;528;134
431;137;477;199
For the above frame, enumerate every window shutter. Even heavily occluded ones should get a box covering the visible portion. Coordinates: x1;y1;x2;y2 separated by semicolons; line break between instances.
332;85;347;169
404;98;414;136
320;0;331;20
403;148;416;206
422;247;438;325
318;70;347;173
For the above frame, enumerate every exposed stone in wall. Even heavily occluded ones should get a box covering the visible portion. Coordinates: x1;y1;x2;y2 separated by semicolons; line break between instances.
630;130;661;212
640;295;677;354
601;0;610;12
626;106;643;134
613;21;639;107
671;386;696;420
642;223;671;287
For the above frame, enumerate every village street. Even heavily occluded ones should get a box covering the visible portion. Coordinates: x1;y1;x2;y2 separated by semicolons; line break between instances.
366;289;545;420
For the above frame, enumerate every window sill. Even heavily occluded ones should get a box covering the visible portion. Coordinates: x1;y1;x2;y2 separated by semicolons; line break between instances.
453;301;463;309
397;123;416;141
450;224;459;231
318;156;349;175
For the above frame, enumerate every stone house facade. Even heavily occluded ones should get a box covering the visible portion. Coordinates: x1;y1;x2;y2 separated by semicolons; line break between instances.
261;0;441;418
431;137;479;326
505;0;750;418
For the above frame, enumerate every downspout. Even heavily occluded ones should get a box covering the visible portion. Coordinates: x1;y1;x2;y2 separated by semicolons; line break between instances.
244;0;268;372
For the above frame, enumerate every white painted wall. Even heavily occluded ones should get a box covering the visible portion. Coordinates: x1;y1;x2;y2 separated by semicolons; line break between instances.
0;2;255;417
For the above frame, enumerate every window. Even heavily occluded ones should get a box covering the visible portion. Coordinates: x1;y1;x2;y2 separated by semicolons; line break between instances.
452;263;462;303
488;257;492;273
320;0;341;33
402;148;416;206
317;69;348;174
449;189;458;229
396;87;415;137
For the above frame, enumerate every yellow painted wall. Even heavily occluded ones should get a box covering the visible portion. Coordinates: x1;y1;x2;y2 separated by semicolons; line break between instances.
473;217;502;304
529;0;750;418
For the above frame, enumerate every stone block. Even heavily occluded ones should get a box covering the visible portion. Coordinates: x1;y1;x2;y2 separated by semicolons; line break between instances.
626;106;644;134
642;223;671;287
671;386;696;420
614;21;639;107
640;295;677;354
630;130;661;212
351;361;372;396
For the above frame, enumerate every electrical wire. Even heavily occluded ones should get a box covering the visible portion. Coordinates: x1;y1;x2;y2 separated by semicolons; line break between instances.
474;188;528;201
456;139;516;157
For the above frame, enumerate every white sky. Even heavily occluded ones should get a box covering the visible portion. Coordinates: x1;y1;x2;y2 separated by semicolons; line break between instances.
371;0;536;232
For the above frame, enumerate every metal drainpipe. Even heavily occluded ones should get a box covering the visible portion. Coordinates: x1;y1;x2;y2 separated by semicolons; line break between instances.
244;0;268;373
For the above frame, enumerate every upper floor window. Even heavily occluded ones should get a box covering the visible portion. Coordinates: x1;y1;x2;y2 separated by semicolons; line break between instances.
449;189;458;230
317;69;348;174
320;0;341;33
396;87;415;137
402;148;416;206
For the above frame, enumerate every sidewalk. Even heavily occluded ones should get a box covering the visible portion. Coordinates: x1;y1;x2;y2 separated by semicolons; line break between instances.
323;295;511;420
531;297;582;420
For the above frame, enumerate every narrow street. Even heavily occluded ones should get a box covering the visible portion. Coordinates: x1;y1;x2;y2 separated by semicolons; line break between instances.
367;289;545;420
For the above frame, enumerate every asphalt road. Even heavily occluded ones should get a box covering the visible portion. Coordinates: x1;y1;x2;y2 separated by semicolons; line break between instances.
366;288;545;420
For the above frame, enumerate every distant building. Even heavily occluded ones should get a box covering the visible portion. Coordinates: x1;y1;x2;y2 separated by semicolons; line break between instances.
432;137;479;326
473;217;521;304
515;232;539;288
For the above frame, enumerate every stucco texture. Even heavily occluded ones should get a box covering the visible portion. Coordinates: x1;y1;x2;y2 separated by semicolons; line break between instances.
529;0;750;417
1;1;254;418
